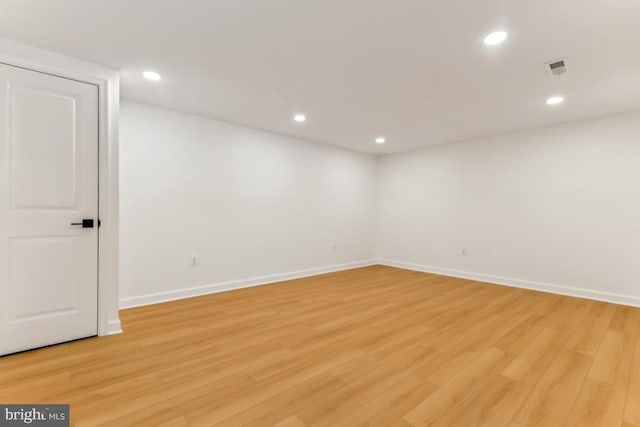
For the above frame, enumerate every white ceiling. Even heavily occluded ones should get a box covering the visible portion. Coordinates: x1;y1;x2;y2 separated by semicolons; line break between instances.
1;0;639;154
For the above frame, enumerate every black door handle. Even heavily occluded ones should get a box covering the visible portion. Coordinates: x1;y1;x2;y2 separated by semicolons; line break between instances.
71;219;94;228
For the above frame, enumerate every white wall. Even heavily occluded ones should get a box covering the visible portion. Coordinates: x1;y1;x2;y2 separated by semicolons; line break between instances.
377;111;640;306
121;102;640;309
119;101;377;307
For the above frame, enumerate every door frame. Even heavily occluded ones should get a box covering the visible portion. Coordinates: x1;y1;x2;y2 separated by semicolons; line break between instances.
0;38;121;336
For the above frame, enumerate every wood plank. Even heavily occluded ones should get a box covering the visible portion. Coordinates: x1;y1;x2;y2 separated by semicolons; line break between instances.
509;349;593;426
272;415;307;427
0;265;637;427
624;327;640;426
449;375;532;427
403;347;507;426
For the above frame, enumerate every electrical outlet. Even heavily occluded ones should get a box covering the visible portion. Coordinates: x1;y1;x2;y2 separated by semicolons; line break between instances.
333;244;337;251
461;249;467;256
191;255;198;266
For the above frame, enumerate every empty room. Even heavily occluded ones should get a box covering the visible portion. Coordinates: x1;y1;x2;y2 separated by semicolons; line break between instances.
0;1;639;426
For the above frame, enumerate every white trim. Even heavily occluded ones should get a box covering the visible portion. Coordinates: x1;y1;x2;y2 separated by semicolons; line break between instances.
0;38;121;335
107;319;122;335
120;260;376;309
378;259;640;308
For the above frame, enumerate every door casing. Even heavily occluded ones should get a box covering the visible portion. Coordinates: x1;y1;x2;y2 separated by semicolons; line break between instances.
0;38;121;336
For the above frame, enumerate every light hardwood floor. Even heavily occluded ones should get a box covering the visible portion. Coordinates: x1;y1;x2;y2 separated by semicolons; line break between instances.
1;265;639;426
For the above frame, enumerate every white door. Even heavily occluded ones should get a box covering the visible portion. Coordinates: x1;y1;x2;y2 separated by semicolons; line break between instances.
0;63;99;356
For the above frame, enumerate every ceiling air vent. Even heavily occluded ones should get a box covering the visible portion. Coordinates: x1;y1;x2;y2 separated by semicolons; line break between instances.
545;59;567;77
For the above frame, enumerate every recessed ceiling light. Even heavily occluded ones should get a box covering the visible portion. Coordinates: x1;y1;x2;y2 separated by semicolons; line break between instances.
546;95;565;106
483;31;508;46
375;137;386;144
294;114;307;123
143;71;162;81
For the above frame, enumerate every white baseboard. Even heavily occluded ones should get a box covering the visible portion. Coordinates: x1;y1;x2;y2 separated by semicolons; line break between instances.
379;259;640;308
106;319;122;335
119;259;377;309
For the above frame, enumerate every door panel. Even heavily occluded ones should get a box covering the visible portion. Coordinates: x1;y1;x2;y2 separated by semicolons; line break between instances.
0;63;99;356
10;85;77;209
10;236;80;320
